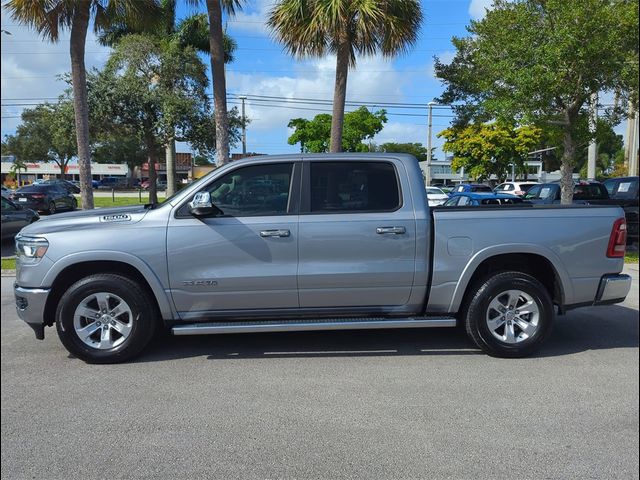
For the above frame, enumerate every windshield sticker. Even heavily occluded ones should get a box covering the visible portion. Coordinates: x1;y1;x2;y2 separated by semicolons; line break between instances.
540;187;552;198
617;182;631;193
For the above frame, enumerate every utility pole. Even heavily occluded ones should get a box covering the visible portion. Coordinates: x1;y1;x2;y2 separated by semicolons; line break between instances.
587;93;598;181
626;103;639;176
239;95;247;156
426;101;437;187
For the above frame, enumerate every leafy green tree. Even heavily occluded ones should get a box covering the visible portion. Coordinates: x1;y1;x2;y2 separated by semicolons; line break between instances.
435;0;638;203
6;0;161;209
98;0;238;195
377;143;430;162
269;0;422;153
288;107;387;153
90;34;216;204
2;100;77;179
438;123;542;182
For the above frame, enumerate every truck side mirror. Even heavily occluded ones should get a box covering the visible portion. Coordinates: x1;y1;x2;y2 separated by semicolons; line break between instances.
188;191;223;217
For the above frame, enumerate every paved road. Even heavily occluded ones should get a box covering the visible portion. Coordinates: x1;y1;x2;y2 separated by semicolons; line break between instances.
2;267;638;480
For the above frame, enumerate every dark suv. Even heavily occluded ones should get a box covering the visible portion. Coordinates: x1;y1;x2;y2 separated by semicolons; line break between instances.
11;184;77;214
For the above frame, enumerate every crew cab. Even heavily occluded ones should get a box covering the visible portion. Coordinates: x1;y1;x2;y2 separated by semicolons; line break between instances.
14;154;632;363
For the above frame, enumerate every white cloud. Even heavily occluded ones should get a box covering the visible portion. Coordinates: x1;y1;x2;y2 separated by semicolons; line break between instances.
1;7;111;136
469;0;494;20
227;55;407;132
227;0;274;36
373;123;426;145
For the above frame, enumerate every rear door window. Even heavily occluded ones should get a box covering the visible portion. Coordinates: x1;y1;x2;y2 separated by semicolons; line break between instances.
309;162;400;213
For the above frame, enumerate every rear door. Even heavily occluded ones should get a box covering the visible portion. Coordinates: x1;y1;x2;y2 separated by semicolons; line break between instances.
297;159;416;308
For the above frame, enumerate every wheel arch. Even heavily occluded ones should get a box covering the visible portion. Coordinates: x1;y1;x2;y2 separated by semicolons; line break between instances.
42;254;174;328
450;246;572;313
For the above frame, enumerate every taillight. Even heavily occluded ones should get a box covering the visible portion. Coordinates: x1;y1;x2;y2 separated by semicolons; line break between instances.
31;194;45;199
607;218;627;258
514;190;524;196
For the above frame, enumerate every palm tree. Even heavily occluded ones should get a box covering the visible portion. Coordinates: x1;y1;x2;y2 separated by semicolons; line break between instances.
100;2;237;193
204;0;244;166
6;0;160;210
268;0;423;152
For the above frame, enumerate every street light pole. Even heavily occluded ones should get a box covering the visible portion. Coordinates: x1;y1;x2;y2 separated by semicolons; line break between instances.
426;101;437;186
238;95;247;156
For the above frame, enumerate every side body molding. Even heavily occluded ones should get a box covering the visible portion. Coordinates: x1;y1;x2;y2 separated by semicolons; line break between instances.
448;243;573;312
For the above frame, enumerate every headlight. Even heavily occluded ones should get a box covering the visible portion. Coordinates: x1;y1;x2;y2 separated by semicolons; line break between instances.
15;236;49;263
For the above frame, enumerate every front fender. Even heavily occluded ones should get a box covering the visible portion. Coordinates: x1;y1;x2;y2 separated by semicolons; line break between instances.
42;250;176;321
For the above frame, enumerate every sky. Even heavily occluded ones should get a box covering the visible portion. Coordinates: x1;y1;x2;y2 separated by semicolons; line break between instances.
1;0;503;161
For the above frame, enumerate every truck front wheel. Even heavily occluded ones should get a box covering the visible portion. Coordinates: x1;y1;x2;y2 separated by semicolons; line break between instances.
463;271;554;358
55;274;157;363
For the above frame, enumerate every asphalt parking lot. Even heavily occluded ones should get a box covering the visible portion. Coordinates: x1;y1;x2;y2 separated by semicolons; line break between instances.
1;267;638;480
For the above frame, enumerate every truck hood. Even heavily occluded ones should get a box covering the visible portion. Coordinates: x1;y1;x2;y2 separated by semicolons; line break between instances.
19;205;150;236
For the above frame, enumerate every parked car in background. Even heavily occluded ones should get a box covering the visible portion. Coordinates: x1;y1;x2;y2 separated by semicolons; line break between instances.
1;185;12;198
443;192;529;206
494;181;539;196
523;181;609;204
140;179;167;190
602;176;638;244
1;197;39;240
10;184;77;214
40;179;81;194
425;187;450;206
451;183;494;194
98;177;128;189
431;183;453;194
91;179;100;189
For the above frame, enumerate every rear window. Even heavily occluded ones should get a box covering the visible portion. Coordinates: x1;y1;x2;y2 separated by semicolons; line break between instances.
607;179;638;199
573;184;608;200
519;183;538;192
470;185;493;192
310;161;400;213
18;185;48;193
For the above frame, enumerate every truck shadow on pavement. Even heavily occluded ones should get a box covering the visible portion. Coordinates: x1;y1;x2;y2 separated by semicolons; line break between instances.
134;305;639;363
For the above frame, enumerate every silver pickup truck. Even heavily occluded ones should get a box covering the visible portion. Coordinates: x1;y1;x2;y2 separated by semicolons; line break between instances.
14;154;632;363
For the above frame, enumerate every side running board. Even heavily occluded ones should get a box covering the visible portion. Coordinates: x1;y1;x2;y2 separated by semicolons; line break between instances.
171;316;457;336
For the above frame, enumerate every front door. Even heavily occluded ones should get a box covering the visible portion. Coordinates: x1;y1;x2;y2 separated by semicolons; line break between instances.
297;160;416;308
167;162;300;319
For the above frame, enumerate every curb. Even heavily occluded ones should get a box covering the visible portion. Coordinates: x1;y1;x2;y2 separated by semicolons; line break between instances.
1;269;16;277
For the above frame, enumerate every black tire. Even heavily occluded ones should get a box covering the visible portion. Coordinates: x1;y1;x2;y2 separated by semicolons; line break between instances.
71;197;77;210
55;274;157;364
48;201;56;215
462;271;554;358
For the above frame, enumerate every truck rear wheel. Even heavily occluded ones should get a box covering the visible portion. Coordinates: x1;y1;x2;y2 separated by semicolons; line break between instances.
463;271;554;358
55;274;157;364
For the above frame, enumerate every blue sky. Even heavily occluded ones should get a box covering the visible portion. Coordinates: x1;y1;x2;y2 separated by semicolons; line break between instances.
1;0;496;160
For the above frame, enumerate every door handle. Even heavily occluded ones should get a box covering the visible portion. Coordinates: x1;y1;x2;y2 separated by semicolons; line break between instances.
260;229;291;238
376;226;406;235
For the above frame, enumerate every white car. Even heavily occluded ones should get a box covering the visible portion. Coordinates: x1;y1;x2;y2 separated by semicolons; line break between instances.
425;186;449;206
494;181;539;196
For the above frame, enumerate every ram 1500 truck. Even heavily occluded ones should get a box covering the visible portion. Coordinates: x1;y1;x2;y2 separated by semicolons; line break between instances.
13;154;632;363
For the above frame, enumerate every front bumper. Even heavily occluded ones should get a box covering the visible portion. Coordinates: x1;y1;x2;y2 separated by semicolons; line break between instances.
594;274;632;306
14;284;50;339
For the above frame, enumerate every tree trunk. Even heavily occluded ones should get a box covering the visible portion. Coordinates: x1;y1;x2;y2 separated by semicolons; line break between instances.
330;38;350;153
560;126;576;205
206;0;230;167
59;162;66;180
148;151;158;205
70;1;94;210
165;139;176;197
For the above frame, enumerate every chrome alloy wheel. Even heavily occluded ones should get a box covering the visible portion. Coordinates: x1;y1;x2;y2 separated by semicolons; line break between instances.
73;292;133;349
485;289;540;344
